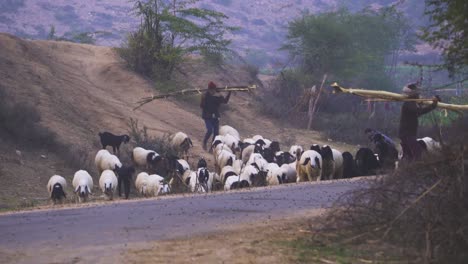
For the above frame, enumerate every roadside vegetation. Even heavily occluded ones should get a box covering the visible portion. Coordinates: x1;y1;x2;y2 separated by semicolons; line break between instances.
117;0;237;84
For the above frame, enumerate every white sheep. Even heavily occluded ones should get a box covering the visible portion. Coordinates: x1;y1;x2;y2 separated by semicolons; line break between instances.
145;174;166;197
332;149;344;179
47;175;67;204
223;134;240;153
132;147;162;169
72;170;94;203
135;172;150;195
96;151;122;174
243;138;256;145
99;170;118;200
95;149;111;169
281;162;298;183
219;125;240;140
296;150;322;182
171;132;193;160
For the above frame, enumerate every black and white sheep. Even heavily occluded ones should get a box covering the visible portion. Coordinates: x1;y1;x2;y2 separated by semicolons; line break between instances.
171;132;193;160
220;165;238;184
296;150;322;182
72;170;93;203
189;158;213;193
132;147;162;169
275;151;296;166
47;175;67;204
98;132;130;154
224;175;250;190
240;164;267;187
289;145;304;158
215;149;236;173
417;137;441;155
320;146;343;180
99;170;118;200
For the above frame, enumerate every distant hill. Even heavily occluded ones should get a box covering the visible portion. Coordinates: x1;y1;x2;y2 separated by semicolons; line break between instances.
0;0;431;66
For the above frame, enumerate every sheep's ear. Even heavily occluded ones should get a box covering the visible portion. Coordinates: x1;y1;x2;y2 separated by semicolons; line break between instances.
302;157;310;166
74;185;80;193
87;186;93;195
315;157;321;170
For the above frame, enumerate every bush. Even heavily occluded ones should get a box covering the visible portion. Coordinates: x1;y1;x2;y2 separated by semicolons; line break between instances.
0;89;57;148
0;89;93;172
320;135;468;262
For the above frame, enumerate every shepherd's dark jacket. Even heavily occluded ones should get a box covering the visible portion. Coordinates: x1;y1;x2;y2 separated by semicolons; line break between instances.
200;91;231;119
398;101;436;138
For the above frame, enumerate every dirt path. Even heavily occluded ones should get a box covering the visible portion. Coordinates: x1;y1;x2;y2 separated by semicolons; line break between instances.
0;178;370;263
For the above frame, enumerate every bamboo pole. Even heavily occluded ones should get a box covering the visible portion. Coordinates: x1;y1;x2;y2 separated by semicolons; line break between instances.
133;85;257;111
307;74;327;130
331;82;468;112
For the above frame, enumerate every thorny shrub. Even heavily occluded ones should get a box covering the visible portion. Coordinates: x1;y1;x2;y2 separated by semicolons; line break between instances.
315;117;468;263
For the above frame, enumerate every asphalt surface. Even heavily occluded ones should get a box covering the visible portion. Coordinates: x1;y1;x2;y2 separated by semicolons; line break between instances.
0;178;370;263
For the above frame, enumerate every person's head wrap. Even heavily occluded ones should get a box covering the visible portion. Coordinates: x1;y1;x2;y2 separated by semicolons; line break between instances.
402;82;420;96
208;81;217;90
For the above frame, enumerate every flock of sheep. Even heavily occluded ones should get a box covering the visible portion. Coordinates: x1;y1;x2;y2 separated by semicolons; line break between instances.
46;125;441;205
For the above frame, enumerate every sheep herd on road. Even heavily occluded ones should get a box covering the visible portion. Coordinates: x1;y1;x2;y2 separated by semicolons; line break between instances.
46;126;441;204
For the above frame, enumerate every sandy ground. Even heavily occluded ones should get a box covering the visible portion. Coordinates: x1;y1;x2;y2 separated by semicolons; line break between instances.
122;209;326;264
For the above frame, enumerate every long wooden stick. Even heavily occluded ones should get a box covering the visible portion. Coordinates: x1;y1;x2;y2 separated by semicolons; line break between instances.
307;74;327;130
133;85;257;111
331;82;468;112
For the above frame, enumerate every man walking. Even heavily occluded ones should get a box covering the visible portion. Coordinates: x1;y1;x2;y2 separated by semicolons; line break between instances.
200;81;231;151
399;83;439;162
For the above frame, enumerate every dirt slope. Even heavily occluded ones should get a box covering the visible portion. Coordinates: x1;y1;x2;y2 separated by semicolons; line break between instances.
0;33;353;209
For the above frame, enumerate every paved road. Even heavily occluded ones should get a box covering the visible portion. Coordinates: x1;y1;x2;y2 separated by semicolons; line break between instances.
0;178;369;263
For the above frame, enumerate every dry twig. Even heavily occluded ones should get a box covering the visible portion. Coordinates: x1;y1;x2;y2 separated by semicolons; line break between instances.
133;85;257;110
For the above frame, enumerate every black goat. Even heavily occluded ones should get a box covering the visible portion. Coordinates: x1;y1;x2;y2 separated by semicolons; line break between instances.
342;151;358;178
116;165;135;199
355;148;381;176
98;132;130;154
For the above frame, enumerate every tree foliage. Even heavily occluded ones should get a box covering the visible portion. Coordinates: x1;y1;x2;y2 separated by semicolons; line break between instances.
119;0;237;80
282;8;416;90
421;0;468;76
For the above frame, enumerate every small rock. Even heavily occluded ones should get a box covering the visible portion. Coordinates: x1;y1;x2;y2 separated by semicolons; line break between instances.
41;155;47;159
15;150;22;157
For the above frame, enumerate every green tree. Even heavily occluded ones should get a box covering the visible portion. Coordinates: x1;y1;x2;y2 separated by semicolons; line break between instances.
282;8;416;90
421;0;468;76
119;0;237;80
